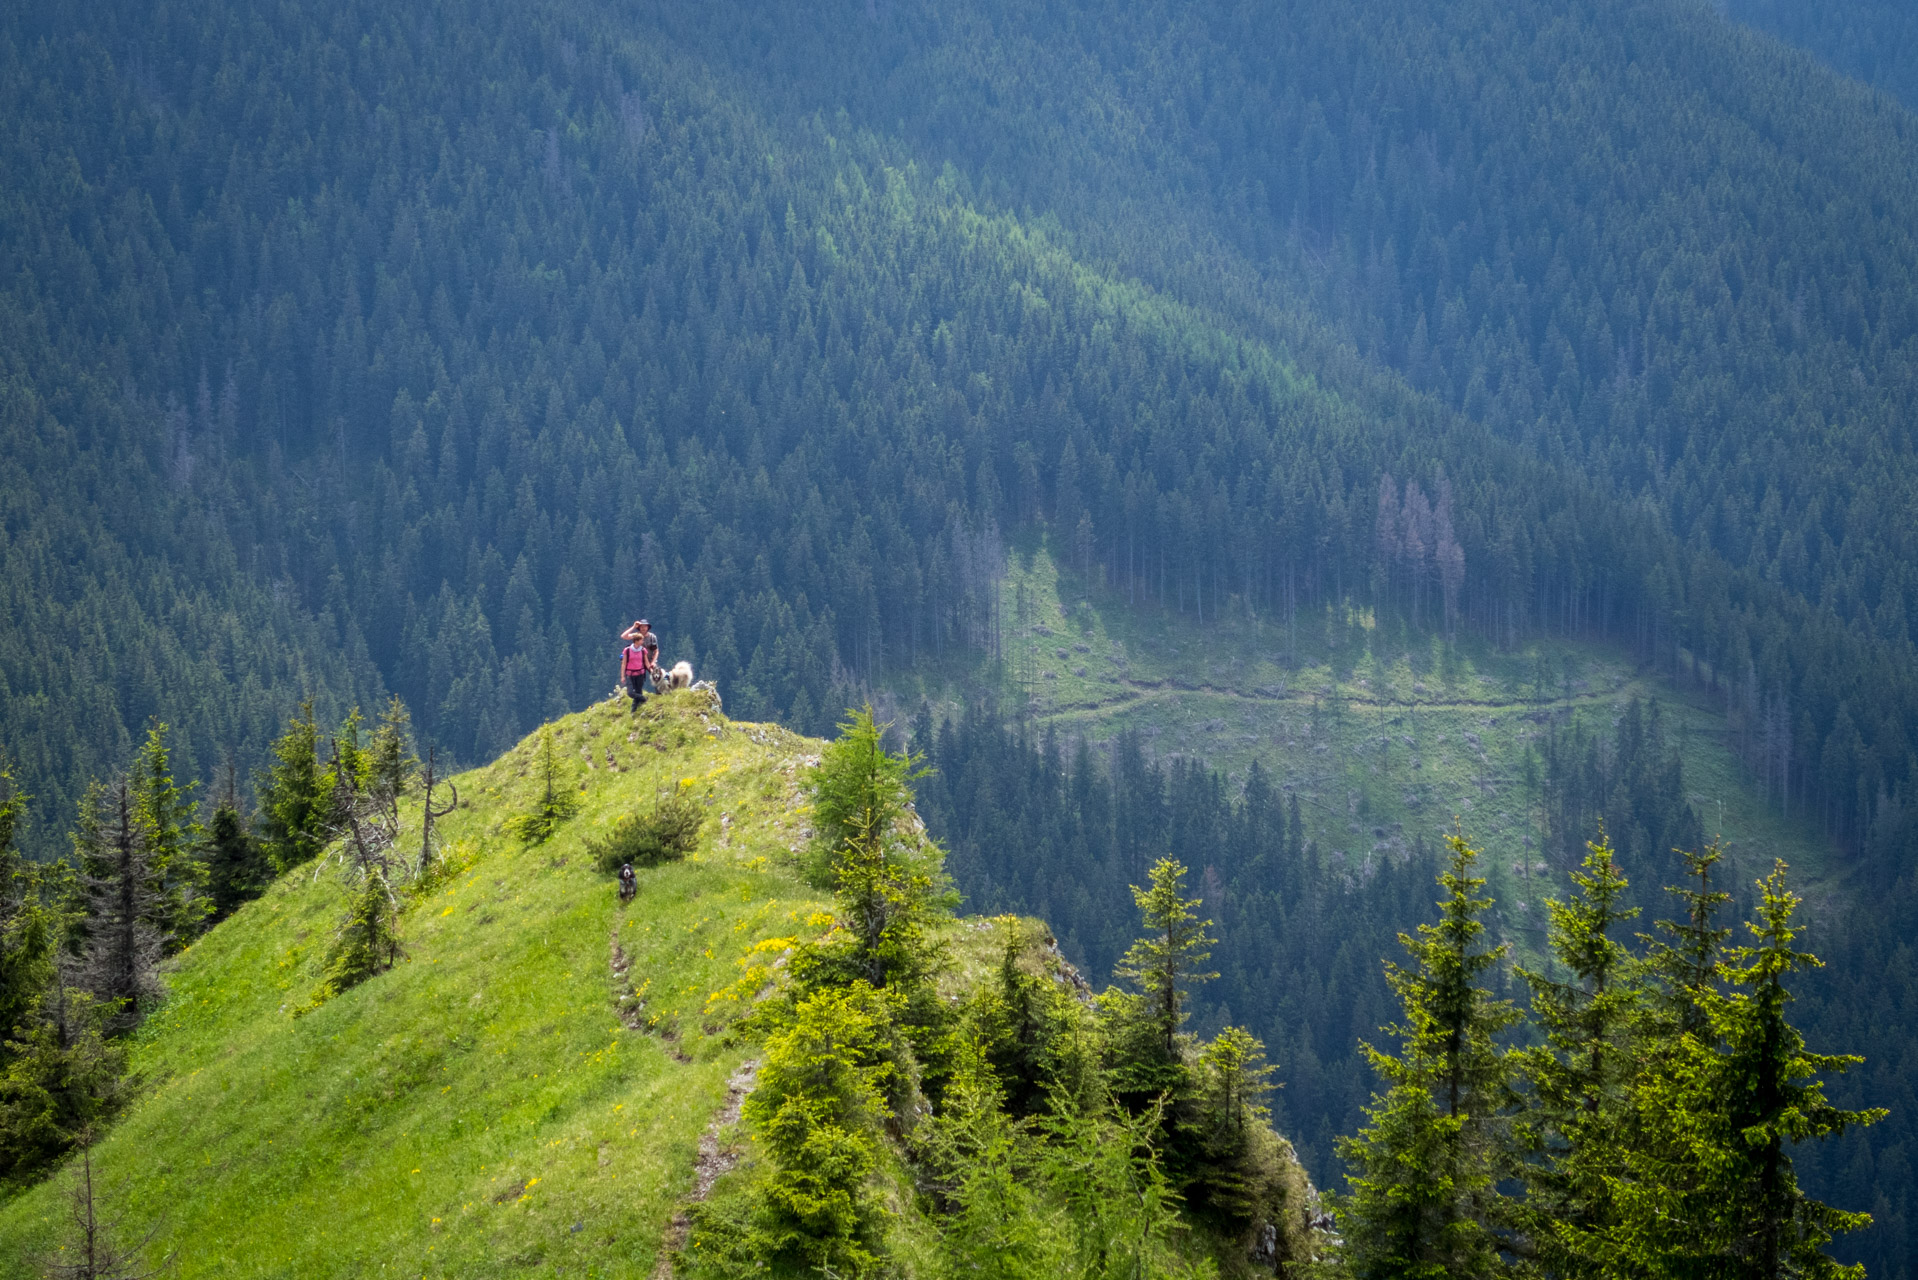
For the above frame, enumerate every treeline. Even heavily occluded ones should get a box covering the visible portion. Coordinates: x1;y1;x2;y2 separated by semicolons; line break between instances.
1337;833;1879;1278
0;701;432;1186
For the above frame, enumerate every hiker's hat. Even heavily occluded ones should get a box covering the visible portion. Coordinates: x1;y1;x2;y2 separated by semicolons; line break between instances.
636;618;648;626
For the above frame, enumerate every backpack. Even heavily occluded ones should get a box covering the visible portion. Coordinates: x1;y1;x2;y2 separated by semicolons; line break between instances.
623;643;649;674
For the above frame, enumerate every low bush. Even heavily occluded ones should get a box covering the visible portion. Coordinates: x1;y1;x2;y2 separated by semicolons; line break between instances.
588;795;703;872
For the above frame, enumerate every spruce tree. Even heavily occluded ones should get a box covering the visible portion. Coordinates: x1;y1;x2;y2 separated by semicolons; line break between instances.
1608;861;1883;1278
1033;1085;1197;1280
1643;838;1732;1038
507;727;579;844
727;983;900;1276
0;765;114;1183
366;697;417;830
73;780;165;1035
1513;834;1641;1277
1182;1024;1281;1227
1103;857;1218;1099
131;724;208;950
801;708;945;994
805;705;922;888
202;767;269;922
0;986;127;1188
920;1049;1063;1279
330;711;400;871
311;868;403;1001
327;709;368;811
0;757;50;1048
296;710;413;1011
969;923;1077;1119
1197;1027;1275;1140
257;701;333;872
1336;832;1520;1280
0;755;22;887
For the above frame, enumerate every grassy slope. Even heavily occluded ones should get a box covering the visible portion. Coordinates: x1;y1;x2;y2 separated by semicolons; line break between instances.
0;690;836;1278
887;540;1838;954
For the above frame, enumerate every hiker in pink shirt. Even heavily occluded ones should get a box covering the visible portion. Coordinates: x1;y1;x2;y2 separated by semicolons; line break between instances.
618;619;657;710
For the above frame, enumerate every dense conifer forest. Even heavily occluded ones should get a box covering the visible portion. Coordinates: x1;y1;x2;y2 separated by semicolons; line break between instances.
4;0;1918;1273
9;0;1918;858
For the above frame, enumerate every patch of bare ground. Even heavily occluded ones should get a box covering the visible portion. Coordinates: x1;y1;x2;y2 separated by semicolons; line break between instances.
652;1059;759;1280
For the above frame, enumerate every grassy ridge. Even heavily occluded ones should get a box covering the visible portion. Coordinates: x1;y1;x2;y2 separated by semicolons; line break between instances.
0;691;832;1278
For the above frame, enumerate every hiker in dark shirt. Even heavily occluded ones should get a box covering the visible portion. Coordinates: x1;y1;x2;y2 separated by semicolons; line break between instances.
618;619;656;710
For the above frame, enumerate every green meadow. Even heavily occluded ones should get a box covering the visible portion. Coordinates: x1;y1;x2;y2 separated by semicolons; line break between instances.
888;541;1835;949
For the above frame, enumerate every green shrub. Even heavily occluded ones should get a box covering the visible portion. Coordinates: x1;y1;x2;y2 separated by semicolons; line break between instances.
0;988;127;1188
587;794;703;873
297;869;403;1016
735;983;898;1277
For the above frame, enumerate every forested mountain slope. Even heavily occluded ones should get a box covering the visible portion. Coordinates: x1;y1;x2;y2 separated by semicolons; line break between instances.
0;0;1629;845
673;0;1918;862
660;0;1918;651
8;0;1918;865
0;283;384;853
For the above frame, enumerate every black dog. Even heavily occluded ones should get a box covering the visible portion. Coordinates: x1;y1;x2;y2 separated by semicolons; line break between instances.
618;863;637;903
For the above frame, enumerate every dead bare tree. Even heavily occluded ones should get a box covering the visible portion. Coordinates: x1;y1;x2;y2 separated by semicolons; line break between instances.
314;699;419;887
301;733;411;992
416;745;458;877
44;1130;169;1280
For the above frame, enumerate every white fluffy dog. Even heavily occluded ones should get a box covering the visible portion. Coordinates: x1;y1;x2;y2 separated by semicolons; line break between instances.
663;660;693;691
